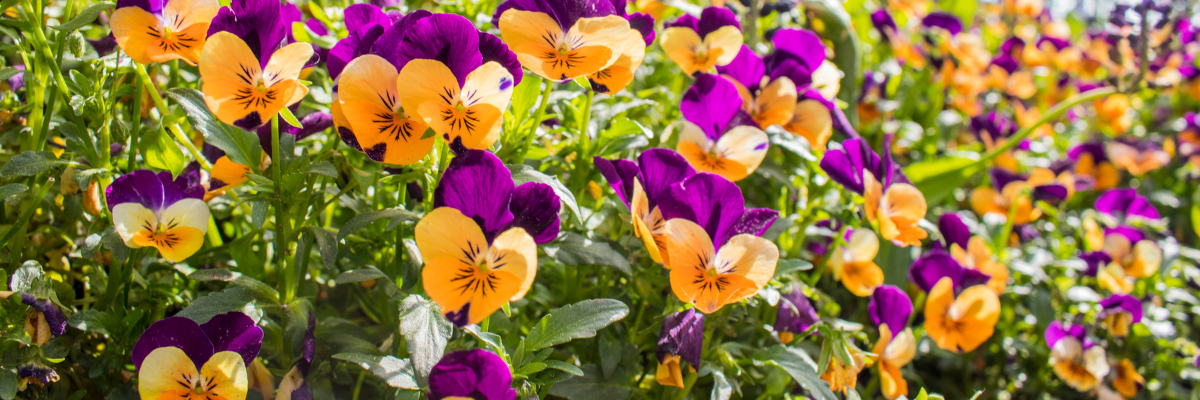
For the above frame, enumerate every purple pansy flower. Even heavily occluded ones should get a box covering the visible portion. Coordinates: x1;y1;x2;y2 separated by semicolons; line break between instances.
428;349;517;400
435;148;562;245
869;284;913;334
657;173;779;248
775;286;820;343
819;137;910;195
1080;251;1112;277
19;293;67;345
1095;188;1161;222
921;12;963;36
105;170;209;263
675;73;770;181
938;213;972;251
132;312;262;399
1099;294;1143;337
656;308;704;387
1045;321;1091;350
908;251;991;294
970;112;1018;145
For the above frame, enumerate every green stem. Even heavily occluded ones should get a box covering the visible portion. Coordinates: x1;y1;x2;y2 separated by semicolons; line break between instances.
272;115;293;303
133;62;212;171
976;87;1115;165
126;77;143;169
351;370;366;400
0;180;54;250
673;369;698;400
515;78;553;163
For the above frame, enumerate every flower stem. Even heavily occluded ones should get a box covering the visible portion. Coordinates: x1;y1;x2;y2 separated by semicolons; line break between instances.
126;78;143;169
674;369;698;400
133;62;212;171
271;115;293;303
0;180;54;259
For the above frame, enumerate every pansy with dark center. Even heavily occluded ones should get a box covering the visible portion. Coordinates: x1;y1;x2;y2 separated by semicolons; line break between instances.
821;137;927;246
676;73;770;181
415;147;560;326
106;170;209;263
594;148;696;266
133;312;263;400
199;0;314;130
110;0;219;65
656;308;704;388
428;349;517;400
717;45;798;130
1045;321;1109;391
658;173;779;313
660;7;742;75
493;0;631;82
586;0;654;94
868;284;915;400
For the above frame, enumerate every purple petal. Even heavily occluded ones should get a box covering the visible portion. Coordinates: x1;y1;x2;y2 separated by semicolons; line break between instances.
921;12;963;36
696;6;740;38
199;312;263;370
1080;251;1111;277
819;138;880;195
106;170;203;214
295;112;335;140
89;34;119;57
397;13;482;87
717;45;766;92
1095;188;1160;220
429;349;516;400
593;157;641;206
769;28;826;71
628;12;656;47
297;312;316;374
658;173;746;247
938;213;971;250
20;294;66;337
1105;226;1145;244
775;288;819;335
990;56;1019;74
493;0;617;35
1100;294;1143;323
868;285;912;333
682;74;743;141
116;0;161;15
433;150;516;243
907;251;990;293
1037;36;1070;51
16;364;57;386
1069;142;1108;162
132;317;216;371
657;309;705;368
728;208;778;238
1000;37;1026;55
344;4;391;32
326;25;386;79
989;167;1026;191
305;18;329;37
664;13;699;32
1033;184;1069;203
1044;321;1085;349
371;9;433;69
870;9;897;40
637;148;696;210
208;0;288;68
479;32;523;87
507;182;562;244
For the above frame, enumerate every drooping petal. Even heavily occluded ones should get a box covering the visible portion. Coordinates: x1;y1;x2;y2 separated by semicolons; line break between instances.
657;308;705;368
593;156;641;207
132;317;216;371
775;287;819;338
631;181;669;265
507;182;562;244
199;312;263;370
869;284;913;333
432;149;515;242
938;213;971;250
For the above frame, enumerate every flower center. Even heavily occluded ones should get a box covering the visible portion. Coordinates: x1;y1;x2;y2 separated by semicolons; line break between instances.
162;26;175;41
454;101;467;113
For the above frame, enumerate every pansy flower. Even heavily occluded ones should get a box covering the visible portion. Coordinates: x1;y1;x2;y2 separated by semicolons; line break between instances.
656;309;704;388
822;137;927;246
949;236;1008;294
969;168;1058;225
717;45;797;129
1094;93;1133;135
594;148;696;266
588;4;655;94
1045;321;1109;391
1098;294;1142;337
1068;143;1120;191
16;362;58;391
0;292;68;347
820;339;870;394
1100;226;1161;280
110;0;219;65
676;73;770;181
763;28;827;91
1111;359;1145;398
867;285;915;400
200;0;314;130
1107;139;1171;177
493;0;631;82
415;147;560;326
133;312;263;400
829;228;883;297
107;170;209;263
913;254;998;353
1095;188;1161;226
785;88;840;151
775;286;819;344
660;7;742;75
428;349;518;400
659;173;779;313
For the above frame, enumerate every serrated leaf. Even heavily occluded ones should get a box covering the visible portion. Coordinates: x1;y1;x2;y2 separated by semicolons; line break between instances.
336;268;387;284
301;226;338;269
544;360;584;376
337;207;420;240
397;295;452;382
49;2;114;31
0;184;27;206
525;299;629;352
302;161;337;178
187;268;279;303
763;345;837;400
463;325;507;357
0;151;68;178
332;353;419;389
176;287;260;324
167;88;263;169
508;164;581;224
542;232;630;275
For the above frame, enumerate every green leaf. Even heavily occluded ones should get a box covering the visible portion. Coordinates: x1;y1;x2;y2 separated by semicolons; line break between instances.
332;353;419;389
704;366;733;400
187;268;280;303
549;364;633;400
251;200;269;229
525;299;629;352
0;368;16;400
508;164;582;224
463;325;507;358
302;161;338;178
176;287;260;324
802;0;861;124
336;268;387;284
167;88;263;169
279;106;303;128
301;226;338;269
1191;204;1200;240
773;258;814;279
11;260;43;293
397;295;452;381
762;345;837;400
0;151;69;178
49;2;114;31
230;234;264;276
139;127;187;176
0;68;22;81
337;207;420;240
0;184;27;206
903;156;981;205
543;232;631;275
544;360;584;376
102;229;130;263
67;309;117;336
510;73;543;121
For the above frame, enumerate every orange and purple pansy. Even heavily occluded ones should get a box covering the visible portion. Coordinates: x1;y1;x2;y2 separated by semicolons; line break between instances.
939;213;1009;293
1045;321;1109;391
829;228;884;297
1107;139;1171;177
106;170;209;263
1099;226;1161;282
656;309;704;388
868;285;915;400
1098;294;1142;338
110;0;219;65
594;148;696;266
910;251;999;352
493;0;632;82
200;0;314;130
969;167;1070;225
717;46;797;129
660;7;742;75
587;1;655;94
415;147;560;326
821;137;929;246
133;312;263;400
658;173;779;313
676;73;770;181
775;286;819;344
428;349;517;400
1067;143;1120;191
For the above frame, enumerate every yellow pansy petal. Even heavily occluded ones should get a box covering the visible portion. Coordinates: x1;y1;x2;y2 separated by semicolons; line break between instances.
631;180;667;265
456;62;516;149
110;7;163;65
138;347;199;400
162;0;218;31
396;60;463;136
133;226;205;262
656;355;685;388
199;32;271;127
263;42;314;87
487;227;538;301
560;16;631;76
846;228;880;264
785;99;833;151
145;22;210;65
702;26;744;66
663;218;714;272
715;233;779;289
710;125;769;181
660;27;705;74
112;202;158;248
200;351;249;400
159;198;211;232
589;29;646;94
754;77;797;128
498;9;564;80
415;207;488;264
209;156;251;192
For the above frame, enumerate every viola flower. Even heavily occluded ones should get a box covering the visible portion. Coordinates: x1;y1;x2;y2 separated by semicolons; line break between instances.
659;173;779;313
656;309;704;388
200;0;314;130
133;312;263;400
1068;143;1120;191
428;349;517;400
821;137;927;246
493;0;631;82
908;250;991;294
1107;140;1171;177
868;287;915;400
1094;93;1133;135
775;286;819;344
1095;188;1161;225
869;285;913;336
937;213;971;250
660;7;742;75
1111;359;1145;398
16;362;58;391
717;45;797;129
414;148;560;326
784;89;838;151
829;229;884;297
588;6;654;94
949;236;1009;294
106;170;209;263
676;73;770;181
110;0;219;65
820;340;869;394
395;13;521;151
1101;226;1161;280
969;168;1042;225
1045;321;1109;391
923;276;1000;353
18;293;66;346
594;148;696;266
763;28;828;92
1098;294;1142;337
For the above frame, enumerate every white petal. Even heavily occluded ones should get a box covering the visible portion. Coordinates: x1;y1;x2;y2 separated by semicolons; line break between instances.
112;203;156;248
159;198;211;233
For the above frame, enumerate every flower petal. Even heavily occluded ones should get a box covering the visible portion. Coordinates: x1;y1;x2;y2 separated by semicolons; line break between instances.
507;183;561;244
199;312;263;370
432;150;515;241
658;173;747;247
714;233;779;289
137;347;201;400
113;202;158;248
199;351;250;400
339;54;433;165
488;227;538;301
132;317;215;371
